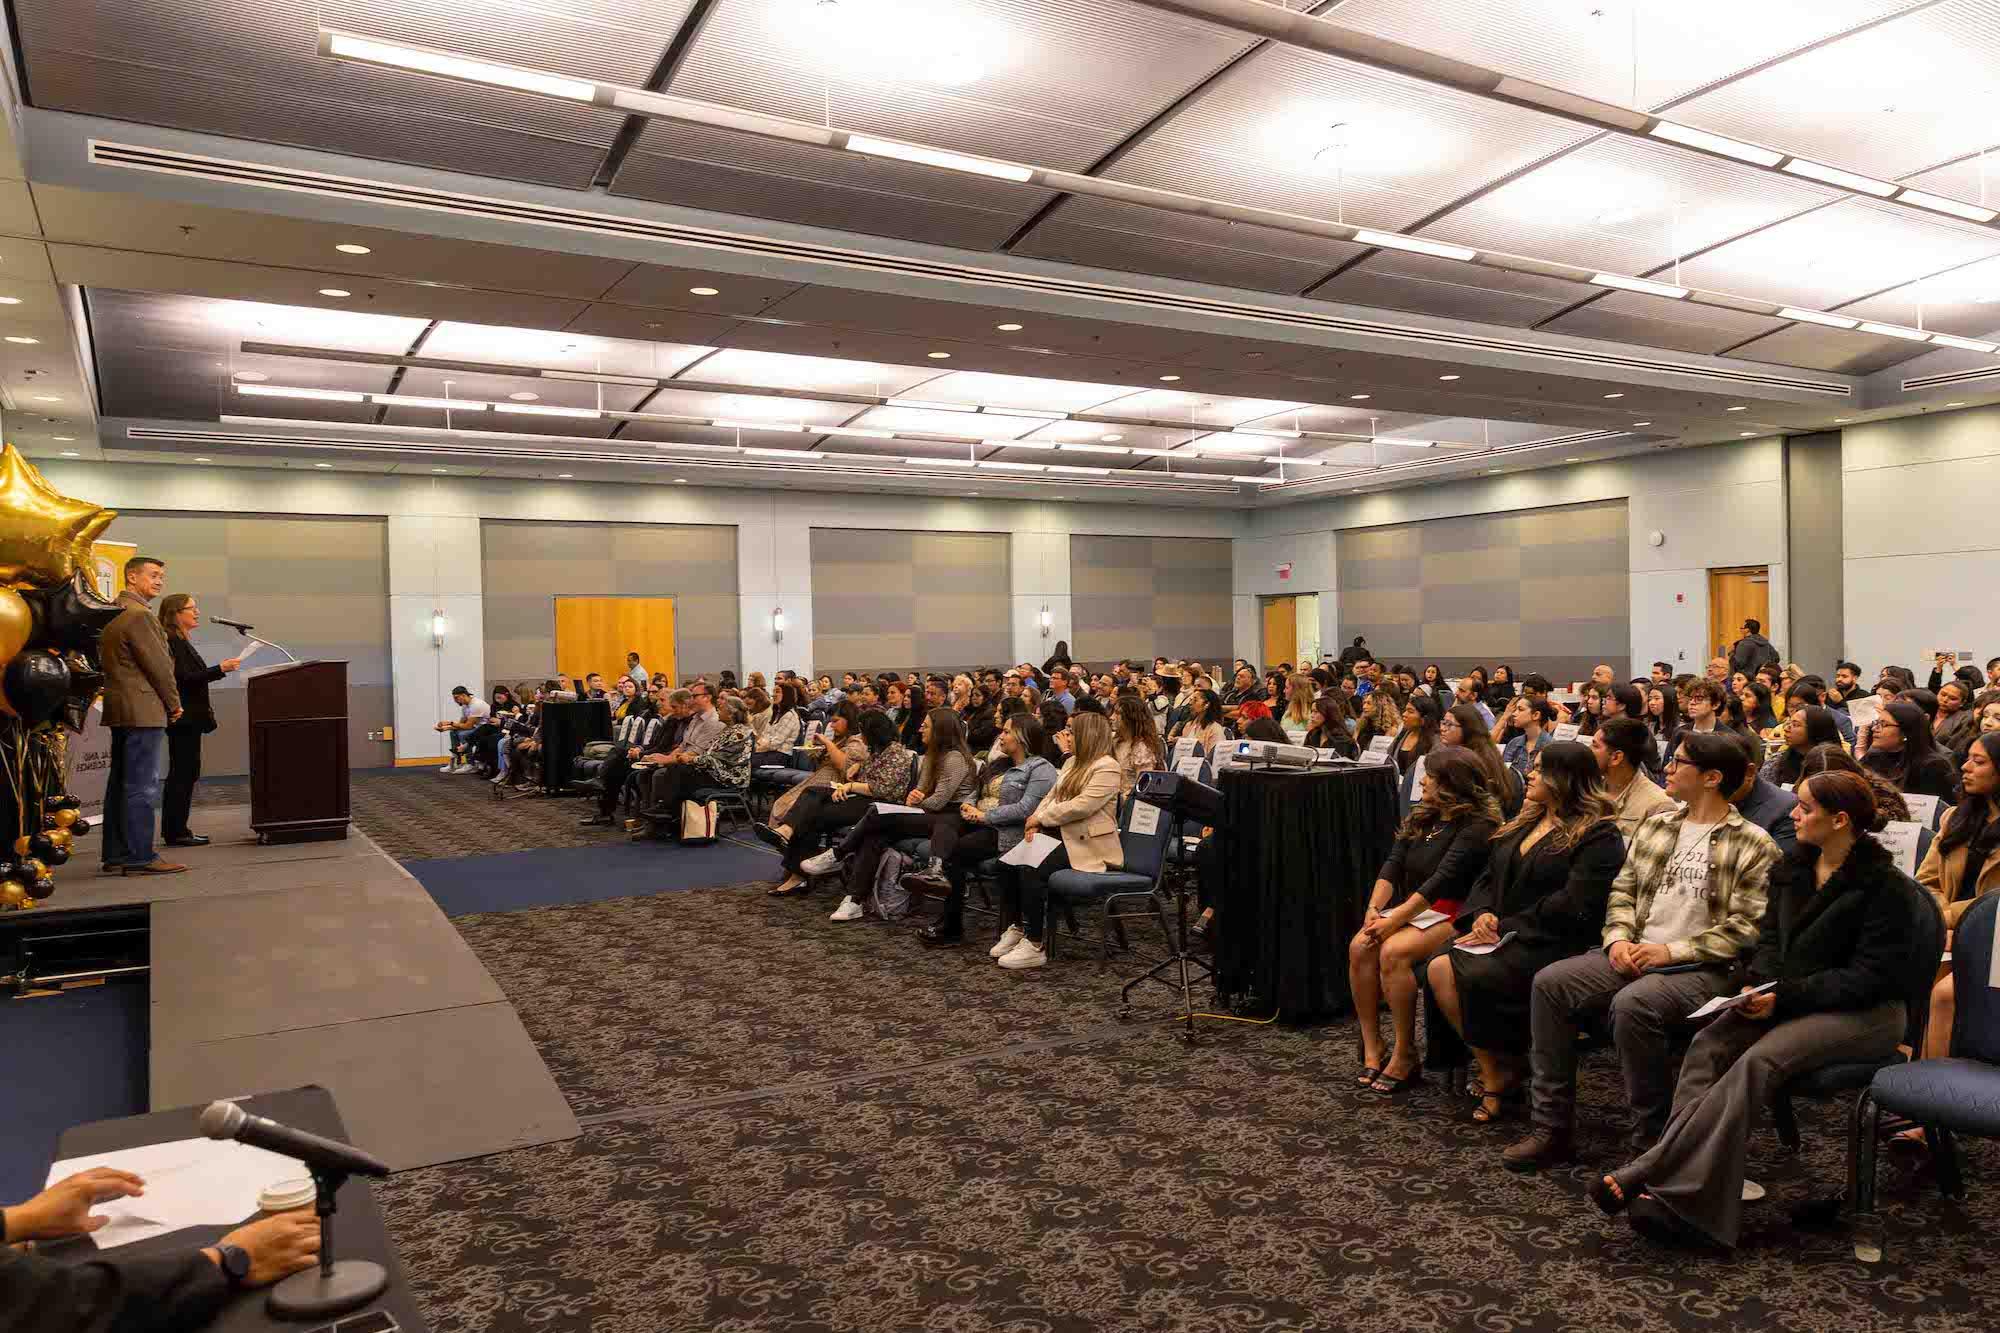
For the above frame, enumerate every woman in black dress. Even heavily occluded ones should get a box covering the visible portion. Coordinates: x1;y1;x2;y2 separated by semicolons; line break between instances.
156;593;242;847
1424;740;1624;1125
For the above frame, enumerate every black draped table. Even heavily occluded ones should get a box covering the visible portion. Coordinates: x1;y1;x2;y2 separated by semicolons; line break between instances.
1211;765;1400;1022
538;698;611;794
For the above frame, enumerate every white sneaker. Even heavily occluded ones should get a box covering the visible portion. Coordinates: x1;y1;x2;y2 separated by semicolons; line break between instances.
439;761;456;773
989;925;1025;959
997;936;1046;969
829;897;864;922
490;773;507;785
801;849;841;876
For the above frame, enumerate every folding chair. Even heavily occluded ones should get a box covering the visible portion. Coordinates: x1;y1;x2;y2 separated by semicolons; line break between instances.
1043;798;1175;970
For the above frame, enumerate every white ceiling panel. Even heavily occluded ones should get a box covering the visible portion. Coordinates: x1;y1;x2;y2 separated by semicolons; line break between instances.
1667;0;2000;181
1087;389;1306;426
1012;204;1347;295
1311;252;1580;328
1422;135;1841;279
690;349;937;396
1725;324;1930;374
1326;0;1925;112
1835;253;2000;338
905;371;1139;412
640;389;858;428
1541;289;1790;355
1670;199;2000;310
13;0;691;188
419;323;710;378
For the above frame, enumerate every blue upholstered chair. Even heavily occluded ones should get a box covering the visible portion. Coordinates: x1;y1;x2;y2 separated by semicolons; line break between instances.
1850;892;2000;1261
1042;796;1175;963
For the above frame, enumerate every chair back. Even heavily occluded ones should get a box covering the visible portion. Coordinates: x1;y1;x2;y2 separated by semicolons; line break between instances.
1951;892;2000;1064
1116;796;1175;885
1896;875;1946;1052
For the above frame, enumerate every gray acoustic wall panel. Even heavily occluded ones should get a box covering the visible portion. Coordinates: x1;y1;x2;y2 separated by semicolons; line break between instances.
97;513;393;775
481;520;739;688
1070;535;1233;666
1337;499;1630;684
810;529;1010;675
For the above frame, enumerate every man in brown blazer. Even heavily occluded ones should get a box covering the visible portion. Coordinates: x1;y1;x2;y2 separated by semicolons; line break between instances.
98;555;185;875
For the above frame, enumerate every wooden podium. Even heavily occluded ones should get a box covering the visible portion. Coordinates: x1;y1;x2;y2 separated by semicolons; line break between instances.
247;660;350;845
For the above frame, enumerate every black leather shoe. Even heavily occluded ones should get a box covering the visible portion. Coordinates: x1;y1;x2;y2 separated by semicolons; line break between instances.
165;834;211;847
917;921;964;947
578;813;613;826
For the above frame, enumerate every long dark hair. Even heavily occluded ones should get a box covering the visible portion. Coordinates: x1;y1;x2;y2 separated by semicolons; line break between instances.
1799;769;1890;837
1770;705;1842;787
1444;702;1511;799
1395;694;1441;758
1305;694;1355;754
1938;732;2000;856
1645;683;1681;742
919;706;974;793
1865;698;1945;788
1398;746;1501;840
1495;739;1612;851
1740;679;1778;731
1113;694;1162;768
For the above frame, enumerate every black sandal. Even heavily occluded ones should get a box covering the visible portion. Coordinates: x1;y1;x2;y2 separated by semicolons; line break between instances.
1369;1067;1424;1096
1355;1065;1382;1088
766;880;809;897
1470;1086;1521;1124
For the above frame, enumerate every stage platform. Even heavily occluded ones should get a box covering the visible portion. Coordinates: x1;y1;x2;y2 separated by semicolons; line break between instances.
28;803;577;1171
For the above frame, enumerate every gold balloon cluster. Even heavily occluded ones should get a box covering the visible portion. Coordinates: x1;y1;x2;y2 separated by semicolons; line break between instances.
0;445;116;911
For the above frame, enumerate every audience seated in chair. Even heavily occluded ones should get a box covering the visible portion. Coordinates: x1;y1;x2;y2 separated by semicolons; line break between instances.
630;694;754;840
760;708;909;897
991;712;1124;971
824;708;981;922
1594;718;1673;839
1914;733;2000;1062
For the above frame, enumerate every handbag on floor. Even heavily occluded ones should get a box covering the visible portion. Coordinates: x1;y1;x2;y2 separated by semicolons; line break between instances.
868;847;913;920
680;799;720;845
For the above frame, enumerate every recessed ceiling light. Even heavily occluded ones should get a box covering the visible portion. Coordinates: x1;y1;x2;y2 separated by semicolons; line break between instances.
1834;417;1852;423
314;462;333;469
1100;434;1123;442
194;456;211;463
0;298;19;306
1158;374;1183;382
508;391;540;401
1632;421;1652;426
59;450;78;457
1725;405;1747;411
995;323;1022;331
334;243;372;255
233;371;268;382
318;288;351;297
51;435;73;441
5;336;38;344
1565;457;1580;462
1739;431;1754;437
1349;394;1370;401
688;286;719;296
1603;392;1623;399
1438;374;1460;381
1946;401;1965;407
928;351;952;360
557;472;574;478
431;468;448;474
31;395;60;402
673;478;688;485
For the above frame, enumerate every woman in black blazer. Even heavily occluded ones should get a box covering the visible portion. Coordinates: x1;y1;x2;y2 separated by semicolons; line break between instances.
156;593;242;847
1424;741;1624;1125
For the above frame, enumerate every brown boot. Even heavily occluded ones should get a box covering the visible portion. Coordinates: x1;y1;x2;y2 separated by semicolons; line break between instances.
1501;1127;1574;1173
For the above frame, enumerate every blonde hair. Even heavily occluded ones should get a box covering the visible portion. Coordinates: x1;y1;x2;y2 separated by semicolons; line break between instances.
1284;672;1315;725
1053;712;1115;802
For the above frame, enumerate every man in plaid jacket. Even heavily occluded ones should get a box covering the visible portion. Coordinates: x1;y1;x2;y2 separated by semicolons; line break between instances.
1503;731;1777;1171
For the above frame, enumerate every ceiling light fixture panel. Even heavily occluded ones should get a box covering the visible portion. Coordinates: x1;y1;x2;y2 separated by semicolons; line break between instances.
1779;158;1897;197
1647;120;1784;167
843;134;1035;183
1928;333;1999;353
1352;229;1477;262
1590;272;1690;299
322;30;596;100
1778;306;1859;329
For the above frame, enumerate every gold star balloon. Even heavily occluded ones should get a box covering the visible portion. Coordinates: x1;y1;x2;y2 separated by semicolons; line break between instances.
0;444;116;588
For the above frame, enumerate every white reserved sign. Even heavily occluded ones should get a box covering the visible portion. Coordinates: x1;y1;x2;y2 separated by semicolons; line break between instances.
1408;753;1428;792
1171;736;1200;765
1128;802;1161;835
1174;754;1207;780
1877;820;1925;876
1903;793;1943;829
1552;722;1582;742
1361;736;1395;766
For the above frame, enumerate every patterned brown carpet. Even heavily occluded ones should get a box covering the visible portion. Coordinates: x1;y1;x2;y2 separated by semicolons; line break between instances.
376;884;2000;1333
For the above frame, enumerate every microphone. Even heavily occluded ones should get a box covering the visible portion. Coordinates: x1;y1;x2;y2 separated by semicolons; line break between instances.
210;616;254;633
199;1102;390;1179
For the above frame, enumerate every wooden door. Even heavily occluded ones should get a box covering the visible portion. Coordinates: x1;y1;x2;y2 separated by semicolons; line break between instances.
554;596;677;689
1261;596;1297;670
1707;568;1769;660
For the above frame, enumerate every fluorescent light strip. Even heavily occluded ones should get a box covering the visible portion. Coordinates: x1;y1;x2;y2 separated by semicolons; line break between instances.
1590;272;1690;300
713;418;806;432
910;456;976;467
542;370;660;387
495;403;602;418
236;384;365;403
743;447;824;459
978;461;1045;472
1928;333;2000;353
1647;121;1784;167
371;394;487;410
1235;427;1302;439
1778;307;1859;329
1857;321;1932;342
990;408;1067;420
1056;443;1130;455
885;398;978;413
323;31;596;101
1780;158;1897;198
844;135;1035;183
1896;188;1999;224
1047;464;1112;475
1351;229;1476;262
994;439;1057;451
821;426;896;439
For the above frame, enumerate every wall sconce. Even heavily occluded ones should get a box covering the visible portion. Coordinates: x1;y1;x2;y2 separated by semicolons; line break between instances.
1038;605;1052;638
772;606;786;644
430;611;447;647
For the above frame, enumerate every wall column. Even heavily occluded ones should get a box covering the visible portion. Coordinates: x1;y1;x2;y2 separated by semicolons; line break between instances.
1784;431;1843;670
1012;528;1071;666
388;514;484;764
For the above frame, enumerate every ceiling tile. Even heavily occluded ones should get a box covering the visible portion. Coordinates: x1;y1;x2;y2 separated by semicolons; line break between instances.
1669;199;2000;309
1541;289;1789;356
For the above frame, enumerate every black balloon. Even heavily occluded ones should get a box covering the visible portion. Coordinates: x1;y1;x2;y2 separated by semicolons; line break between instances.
4;652;69;726
60;652;101;734
18;571;123;656
28;875;54;900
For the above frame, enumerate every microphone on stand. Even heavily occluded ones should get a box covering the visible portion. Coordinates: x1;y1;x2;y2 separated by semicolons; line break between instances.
199;1101;391;1317
199;1101;389;1178
210;617;255;633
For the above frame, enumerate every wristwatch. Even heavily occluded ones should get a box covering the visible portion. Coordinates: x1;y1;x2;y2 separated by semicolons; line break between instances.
216;1243;252;1288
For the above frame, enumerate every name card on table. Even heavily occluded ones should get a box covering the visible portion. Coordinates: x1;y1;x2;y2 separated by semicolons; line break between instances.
1552;722;1581;743
1174;754;1208;780
1171;736;1201;765
1361;736;1395;766
1903;793;1943;829
1408;753;1428;792
1877;820;1925;876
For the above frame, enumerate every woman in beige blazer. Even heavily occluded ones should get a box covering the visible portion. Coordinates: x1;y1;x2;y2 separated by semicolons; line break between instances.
991;713;1124;970
1913;733;2000;1058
